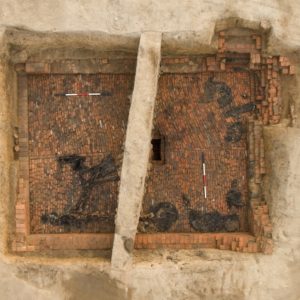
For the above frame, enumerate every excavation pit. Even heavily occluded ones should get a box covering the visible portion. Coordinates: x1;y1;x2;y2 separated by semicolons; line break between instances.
11;27;295;254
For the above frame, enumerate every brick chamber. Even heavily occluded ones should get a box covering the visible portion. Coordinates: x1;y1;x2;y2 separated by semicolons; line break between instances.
14;29;294;252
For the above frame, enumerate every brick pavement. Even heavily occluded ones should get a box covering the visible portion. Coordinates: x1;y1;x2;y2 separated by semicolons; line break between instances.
140;71;253;233
27;73;134;234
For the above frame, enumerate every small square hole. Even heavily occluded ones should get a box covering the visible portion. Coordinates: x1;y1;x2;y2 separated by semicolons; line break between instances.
151;131;165;164
151;138;162;161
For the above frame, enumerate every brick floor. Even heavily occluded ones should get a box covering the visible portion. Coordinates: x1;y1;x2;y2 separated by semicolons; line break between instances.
140;71;253;233
27;74;134;233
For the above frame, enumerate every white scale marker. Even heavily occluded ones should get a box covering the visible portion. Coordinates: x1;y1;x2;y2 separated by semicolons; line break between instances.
54;92;111;97
201;152;207;199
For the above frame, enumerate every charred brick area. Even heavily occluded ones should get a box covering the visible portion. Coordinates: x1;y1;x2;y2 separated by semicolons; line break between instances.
27;74;134;233
139;71;254;233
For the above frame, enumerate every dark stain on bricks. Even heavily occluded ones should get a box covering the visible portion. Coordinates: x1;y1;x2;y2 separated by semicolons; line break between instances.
139;202;178;232
225;122;245;143
201;76;233;108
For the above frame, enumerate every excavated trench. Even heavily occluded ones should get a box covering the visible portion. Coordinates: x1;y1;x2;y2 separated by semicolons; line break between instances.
0;22;298;257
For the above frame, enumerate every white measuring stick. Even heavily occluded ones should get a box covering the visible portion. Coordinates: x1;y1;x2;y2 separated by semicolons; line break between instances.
54;92;111;97
201;152;207;199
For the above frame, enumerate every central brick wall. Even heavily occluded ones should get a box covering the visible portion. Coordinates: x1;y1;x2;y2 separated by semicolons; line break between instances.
27;74;134;234
140;71;256;233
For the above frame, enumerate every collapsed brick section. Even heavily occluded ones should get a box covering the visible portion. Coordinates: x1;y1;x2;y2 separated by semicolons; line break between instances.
218;31;295;125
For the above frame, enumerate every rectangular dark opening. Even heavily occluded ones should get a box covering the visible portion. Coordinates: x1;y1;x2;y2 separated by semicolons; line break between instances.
151;138;162;161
